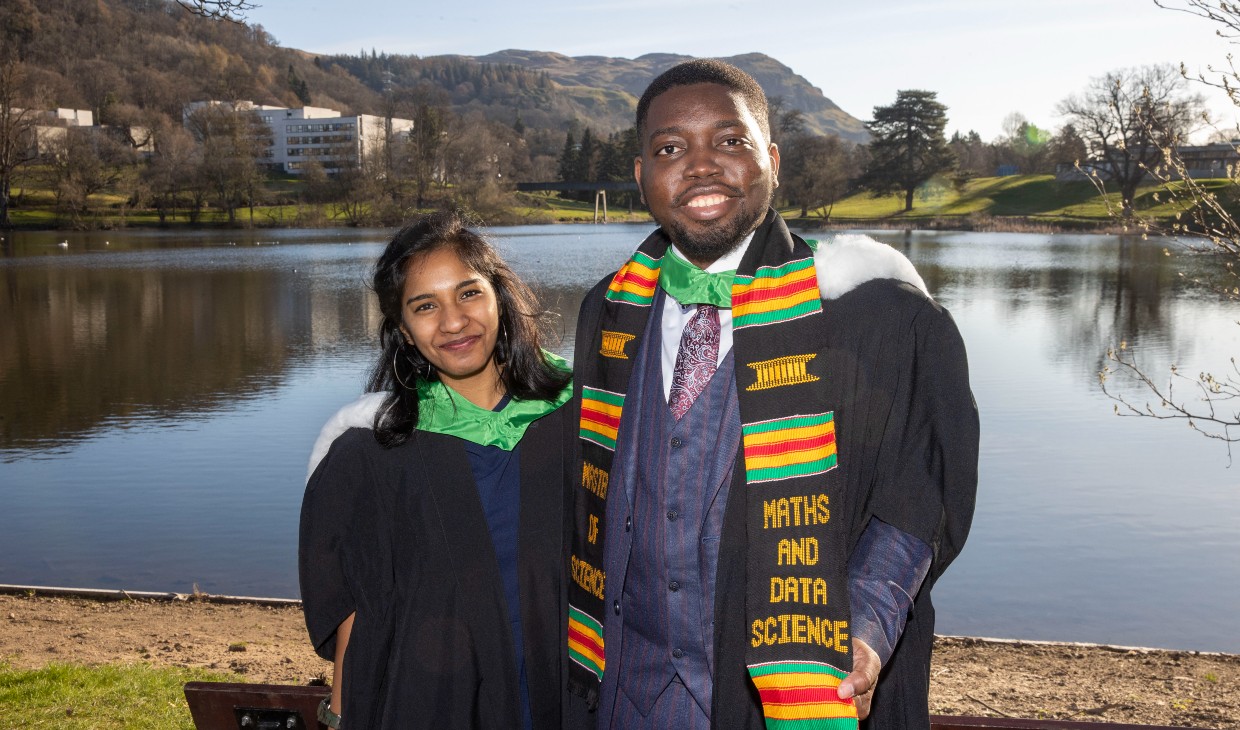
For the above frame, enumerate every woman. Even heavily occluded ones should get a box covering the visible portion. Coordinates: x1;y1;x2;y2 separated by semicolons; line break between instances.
300;212;577;729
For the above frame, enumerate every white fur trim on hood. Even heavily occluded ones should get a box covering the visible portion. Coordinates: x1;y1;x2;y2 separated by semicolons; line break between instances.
306;391;386;482
812;234;928;300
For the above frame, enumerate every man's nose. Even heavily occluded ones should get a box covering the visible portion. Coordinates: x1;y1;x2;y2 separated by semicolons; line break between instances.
684;144;722;178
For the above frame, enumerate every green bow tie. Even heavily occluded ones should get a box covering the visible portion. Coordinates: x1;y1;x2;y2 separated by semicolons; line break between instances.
658;245;735;307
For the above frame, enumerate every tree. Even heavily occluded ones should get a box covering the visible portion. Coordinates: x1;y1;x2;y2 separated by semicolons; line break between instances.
1048;124;1088;172
1095;2;1240;449
858;90;954;212
781;134;860;220
0;59;41;228
1058;64;1205;215
596;127;640;209
948;129;994;180
995;112;1053;174
175;0;256;22
185;104;269;225
767;96;808;147
394;87;450;209
41;128;136;225
439;112;527;218
557;130;577;182
144;123;203;224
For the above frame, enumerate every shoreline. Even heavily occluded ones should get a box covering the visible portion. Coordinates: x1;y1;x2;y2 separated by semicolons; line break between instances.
4;582;1228;658
1;213;1137;236
1;591;1236;727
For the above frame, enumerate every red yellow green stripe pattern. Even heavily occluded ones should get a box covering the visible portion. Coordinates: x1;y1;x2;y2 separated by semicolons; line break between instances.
605;251;662;306
568;604;606;681
732;257;822;330
580;387;624;451
742;412;838;483
749;660;857;729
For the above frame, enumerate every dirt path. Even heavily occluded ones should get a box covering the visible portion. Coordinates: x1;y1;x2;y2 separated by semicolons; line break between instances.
2;594;1237;727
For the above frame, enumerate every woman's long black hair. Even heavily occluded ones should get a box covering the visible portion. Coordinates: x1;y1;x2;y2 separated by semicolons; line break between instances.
367;211;571;447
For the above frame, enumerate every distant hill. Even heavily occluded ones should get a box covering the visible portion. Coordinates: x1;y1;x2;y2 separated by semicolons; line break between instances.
5;0;866;149
474;50;868;142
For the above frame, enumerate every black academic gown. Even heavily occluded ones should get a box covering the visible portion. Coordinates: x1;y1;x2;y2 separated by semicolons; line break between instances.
300;403;586;730
571;271;979;730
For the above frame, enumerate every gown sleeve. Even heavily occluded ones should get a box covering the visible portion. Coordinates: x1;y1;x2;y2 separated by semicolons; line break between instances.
870;298;979;582
299;428;371;661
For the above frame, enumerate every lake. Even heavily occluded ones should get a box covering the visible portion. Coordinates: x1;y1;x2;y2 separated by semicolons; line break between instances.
1;225;1237;653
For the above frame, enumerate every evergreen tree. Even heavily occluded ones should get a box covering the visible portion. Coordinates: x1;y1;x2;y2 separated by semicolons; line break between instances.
557;130;577;182
859;90;954;212
576;127;596;182
287;64;310;105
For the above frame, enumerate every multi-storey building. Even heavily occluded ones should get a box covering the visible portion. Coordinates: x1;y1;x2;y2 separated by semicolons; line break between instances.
185;101;413;174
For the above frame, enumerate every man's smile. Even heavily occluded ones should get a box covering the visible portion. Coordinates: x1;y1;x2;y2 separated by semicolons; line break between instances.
685;193;729;208
674;185;745;220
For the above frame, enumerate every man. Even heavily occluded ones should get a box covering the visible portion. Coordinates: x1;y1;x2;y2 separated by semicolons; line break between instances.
567;60;978;729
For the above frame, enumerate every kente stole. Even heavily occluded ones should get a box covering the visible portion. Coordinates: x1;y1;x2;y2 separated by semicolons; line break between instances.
569;212;859;729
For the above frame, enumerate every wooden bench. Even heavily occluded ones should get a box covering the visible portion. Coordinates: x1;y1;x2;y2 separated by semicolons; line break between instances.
184;681;328;729
183;681;1194;730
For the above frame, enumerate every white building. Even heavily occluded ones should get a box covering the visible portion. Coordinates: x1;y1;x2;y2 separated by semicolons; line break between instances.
6;107;96;157
51;108;95;127
185;101;413;174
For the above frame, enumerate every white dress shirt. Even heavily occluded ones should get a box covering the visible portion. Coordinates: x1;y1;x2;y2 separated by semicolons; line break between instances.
660;233;753;401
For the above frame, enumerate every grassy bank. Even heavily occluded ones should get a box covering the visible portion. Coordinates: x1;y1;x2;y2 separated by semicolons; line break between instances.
3;174;1224;232
787;174;1220;231
2;184;653;230
0;662;231;730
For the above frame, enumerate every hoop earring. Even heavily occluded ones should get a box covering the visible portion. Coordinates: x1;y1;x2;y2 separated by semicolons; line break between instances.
393;347;416;390
495;317;510;366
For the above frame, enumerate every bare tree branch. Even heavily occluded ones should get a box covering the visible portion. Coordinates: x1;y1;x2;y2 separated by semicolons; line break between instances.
1101;343;1240;455
1087;1;1240;453
1059;64;1207;215
175;0;257;23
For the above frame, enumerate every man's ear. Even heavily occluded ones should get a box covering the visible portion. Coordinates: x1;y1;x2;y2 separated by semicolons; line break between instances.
634;155;646;205
769;142;781;188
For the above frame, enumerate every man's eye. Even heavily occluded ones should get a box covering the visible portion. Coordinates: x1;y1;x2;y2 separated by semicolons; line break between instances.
655;144;679;156
722;137;747;147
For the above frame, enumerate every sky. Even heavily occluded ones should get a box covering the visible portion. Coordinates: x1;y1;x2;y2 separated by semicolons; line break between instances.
244;0;1240;142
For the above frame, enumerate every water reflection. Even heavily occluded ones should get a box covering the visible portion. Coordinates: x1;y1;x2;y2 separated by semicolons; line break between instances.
0;250;379;451
866;229;1230;378
1;226;1236;651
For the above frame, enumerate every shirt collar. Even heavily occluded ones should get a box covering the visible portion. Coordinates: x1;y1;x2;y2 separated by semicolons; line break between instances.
670;230;754;274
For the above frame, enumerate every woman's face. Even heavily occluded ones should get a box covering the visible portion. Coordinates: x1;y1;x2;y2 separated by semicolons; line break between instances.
398;246;502;395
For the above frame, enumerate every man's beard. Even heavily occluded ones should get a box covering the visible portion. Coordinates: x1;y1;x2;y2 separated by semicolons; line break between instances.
656;190;772;265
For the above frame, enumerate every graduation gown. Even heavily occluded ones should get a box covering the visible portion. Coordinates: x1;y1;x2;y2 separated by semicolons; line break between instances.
569;230;979;729
300;402;584;729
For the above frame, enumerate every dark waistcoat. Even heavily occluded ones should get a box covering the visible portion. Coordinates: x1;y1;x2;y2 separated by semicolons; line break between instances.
599;292;742;725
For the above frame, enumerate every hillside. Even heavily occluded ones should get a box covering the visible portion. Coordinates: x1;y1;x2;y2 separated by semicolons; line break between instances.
474;49;868;140
3;0;866;143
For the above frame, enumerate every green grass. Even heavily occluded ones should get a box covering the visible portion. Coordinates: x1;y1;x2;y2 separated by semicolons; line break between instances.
6;174;1235;230
512;192;651;222
0;662;235;729
800;175;1220;225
